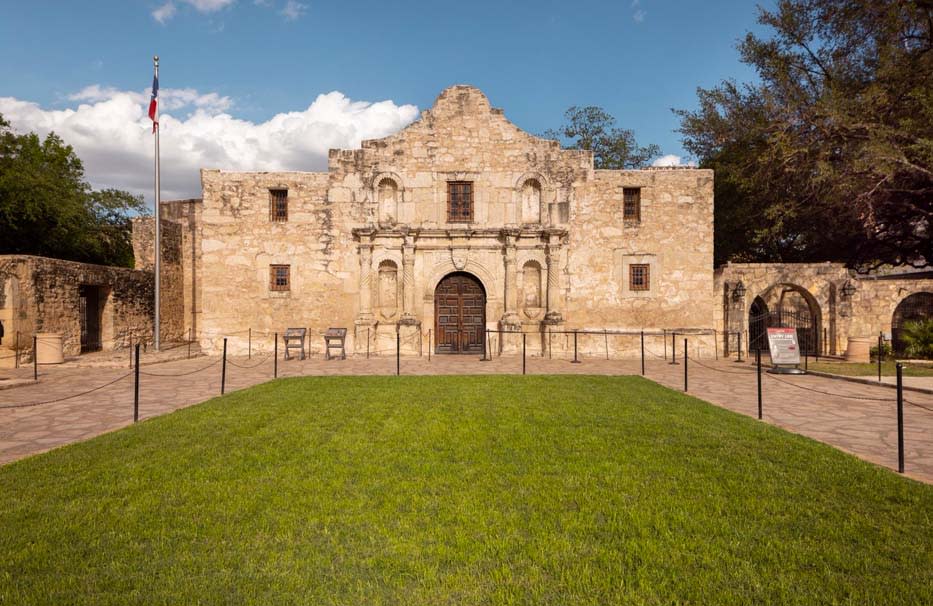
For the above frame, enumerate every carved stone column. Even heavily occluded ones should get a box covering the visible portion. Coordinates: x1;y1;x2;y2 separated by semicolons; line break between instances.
501;231;521;328
399;238;419;326
353;230;377;356
544;241;562;325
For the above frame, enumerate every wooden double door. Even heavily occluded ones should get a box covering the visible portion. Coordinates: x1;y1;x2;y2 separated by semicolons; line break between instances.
434;273;485;354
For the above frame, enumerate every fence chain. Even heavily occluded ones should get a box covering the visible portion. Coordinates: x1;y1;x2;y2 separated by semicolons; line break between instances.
0;371;133;409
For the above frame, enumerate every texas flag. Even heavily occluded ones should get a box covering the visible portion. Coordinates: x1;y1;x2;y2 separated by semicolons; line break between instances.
148;73;159;133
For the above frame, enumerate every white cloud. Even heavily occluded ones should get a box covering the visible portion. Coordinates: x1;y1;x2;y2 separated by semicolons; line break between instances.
280;0;307;20
152;0;235;22
0;87;419;205
652;154;697;168
152;1;177;23
631;0;645;23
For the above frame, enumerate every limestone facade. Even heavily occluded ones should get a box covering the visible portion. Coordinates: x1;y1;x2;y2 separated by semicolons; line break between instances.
0;255;153;367
165;85;717;357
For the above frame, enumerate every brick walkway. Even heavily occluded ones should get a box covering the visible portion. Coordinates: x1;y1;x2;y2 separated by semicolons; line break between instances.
1;352;932;483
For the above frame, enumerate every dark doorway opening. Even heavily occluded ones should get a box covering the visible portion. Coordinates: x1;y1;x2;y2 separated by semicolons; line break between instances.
434;272;486;354
79;285;103;353
892;292;933;356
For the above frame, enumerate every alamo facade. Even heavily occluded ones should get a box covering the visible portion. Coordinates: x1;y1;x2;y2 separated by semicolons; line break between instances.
145;85;718;358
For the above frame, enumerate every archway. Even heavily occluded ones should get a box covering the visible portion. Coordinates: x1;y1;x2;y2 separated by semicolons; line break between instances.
434;272;486;354
892;292;933;356
748;283;821;355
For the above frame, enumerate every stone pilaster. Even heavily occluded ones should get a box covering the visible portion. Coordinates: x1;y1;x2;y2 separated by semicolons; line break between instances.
354;234;377;356
501;231;521;329
544;239;562;325
399;238;419;326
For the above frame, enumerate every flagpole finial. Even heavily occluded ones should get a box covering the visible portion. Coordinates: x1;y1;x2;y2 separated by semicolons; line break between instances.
154;55;159;65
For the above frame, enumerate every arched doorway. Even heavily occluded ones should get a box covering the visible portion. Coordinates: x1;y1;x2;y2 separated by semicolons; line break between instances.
892;292;933;356
748;284;821;355
434;272;486;354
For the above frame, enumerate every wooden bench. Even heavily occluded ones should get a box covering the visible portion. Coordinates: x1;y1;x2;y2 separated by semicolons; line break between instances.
324;328;347;360
283;328;307;360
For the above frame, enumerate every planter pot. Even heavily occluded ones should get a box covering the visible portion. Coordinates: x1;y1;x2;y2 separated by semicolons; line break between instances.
35;333;64;364
845;337;872;363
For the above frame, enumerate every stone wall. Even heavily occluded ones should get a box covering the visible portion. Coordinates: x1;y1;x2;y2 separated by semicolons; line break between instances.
195;85;717;357
715;263;933;357
132;198;201;343
0;255;153;366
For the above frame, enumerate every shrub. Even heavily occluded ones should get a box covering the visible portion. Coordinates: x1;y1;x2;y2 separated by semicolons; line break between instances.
901;319;933;359
870;341;893;362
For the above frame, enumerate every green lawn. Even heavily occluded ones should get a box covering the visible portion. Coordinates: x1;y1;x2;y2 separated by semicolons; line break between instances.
808;360;933;377
1;376;931;605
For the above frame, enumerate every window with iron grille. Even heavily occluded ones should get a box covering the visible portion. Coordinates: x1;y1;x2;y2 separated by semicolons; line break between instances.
269;265;290;291
270;189;288;222
447;181;473;223
623;187;641;221
629;264;650;291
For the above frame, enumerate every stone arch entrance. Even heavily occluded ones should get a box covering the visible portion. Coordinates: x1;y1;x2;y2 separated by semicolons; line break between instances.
434;272;486;354
892;292;933;356
748;283;821;355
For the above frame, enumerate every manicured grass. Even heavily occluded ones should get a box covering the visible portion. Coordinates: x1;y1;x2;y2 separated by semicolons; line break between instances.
1;376;931;605
808;360;933;377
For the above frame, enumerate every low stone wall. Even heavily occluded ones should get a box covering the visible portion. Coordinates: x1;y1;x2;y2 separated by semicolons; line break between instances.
0;255;153;365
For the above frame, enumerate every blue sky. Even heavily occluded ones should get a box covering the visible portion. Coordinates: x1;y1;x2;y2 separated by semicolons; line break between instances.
0;0;771;201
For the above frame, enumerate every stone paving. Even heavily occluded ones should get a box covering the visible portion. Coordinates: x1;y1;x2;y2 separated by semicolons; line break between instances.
1;350;932;484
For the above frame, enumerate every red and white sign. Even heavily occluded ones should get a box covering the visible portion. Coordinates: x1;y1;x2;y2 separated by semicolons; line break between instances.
767;327;800;366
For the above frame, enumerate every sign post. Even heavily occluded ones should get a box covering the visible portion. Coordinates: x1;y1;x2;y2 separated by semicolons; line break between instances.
766;327;806;375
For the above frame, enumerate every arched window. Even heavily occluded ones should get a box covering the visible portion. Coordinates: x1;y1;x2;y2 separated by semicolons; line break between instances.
377;178;398;224
521;179;541;224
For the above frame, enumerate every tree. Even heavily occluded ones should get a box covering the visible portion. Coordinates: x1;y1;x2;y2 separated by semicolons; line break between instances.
545;106;660;169
676;0;933;269
0;114;147;267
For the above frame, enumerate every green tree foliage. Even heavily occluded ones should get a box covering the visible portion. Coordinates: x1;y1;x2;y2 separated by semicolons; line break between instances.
0;114;147;267
676;0;933;268
545;106;661;169
902;319;933;359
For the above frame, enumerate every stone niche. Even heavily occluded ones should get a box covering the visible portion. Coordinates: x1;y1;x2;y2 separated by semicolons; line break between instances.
521;260;543;320
377;260;399;321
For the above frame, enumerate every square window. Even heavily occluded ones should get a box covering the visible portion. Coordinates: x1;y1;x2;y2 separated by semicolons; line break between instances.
629;264;650;291
270;189;288;222
269;265;290;291
623;187;641;222
447;181;473;223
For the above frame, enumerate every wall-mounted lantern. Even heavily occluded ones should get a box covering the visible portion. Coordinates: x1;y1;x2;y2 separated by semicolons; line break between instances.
732;281;746;301
841;279;857;299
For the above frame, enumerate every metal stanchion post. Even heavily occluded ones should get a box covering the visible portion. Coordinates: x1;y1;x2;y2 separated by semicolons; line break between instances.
896;363;904;473
683;338;688;392
736;331;743;363
714;329;718;360
187;328;192;359
522;333;526;375
274;332;278;378
14;331;19;369
640;330;645;376
670;332;678;365
604;329;609;360
366;328;370;360
877;333;883;382
249;327;252;360
428;329;432;362
571;330;580;363
756;348;762;420
33;335;37;381
221;337;227;395
133;343;140;423
396;332;400;376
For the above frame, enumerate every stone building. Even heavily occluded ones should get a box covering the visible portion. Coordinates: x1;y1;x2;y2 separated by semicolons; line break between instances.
144;84;932;360
0;255;153;368
151;85;717;357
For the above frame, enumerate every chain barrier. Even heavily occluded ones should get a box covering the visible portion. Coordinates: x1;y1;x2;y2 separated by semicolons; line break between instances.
225;353;275;369
138;357;223;378
0;371;133;409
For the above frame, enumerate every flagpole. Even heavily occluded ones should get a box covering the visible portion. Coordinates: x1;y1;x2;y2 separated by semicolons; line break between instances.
153;55;161;351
